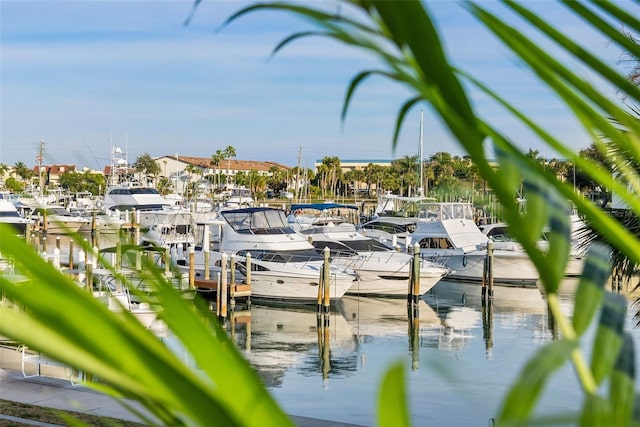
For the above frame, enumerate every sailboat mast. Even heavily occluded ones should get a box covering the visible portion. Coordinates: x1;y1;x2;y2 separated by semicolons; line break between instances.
418;110;424;197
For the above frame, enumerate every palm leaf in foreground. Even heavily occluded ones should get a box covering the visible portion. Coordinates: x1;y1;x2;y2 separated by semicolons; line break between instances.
0;225;291;427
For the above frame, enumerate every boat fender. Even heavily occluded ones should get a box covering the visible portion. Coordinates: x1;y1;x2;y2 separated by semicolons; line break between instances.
462;256;467;267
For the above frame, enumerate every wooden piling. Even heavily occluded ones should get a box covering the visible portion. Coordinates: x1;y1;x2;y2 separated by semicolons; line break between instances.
487;240;494;300
85;261;93;292
115;241;122;270
91;211;97;233
323;247;331;314
230;254;236;303
93;228;101;248
411;243;421;307
204;246;210;280
317;264;324;315
188;247;195;289
42;209;48;235
68;240;74;270
220;253;228;319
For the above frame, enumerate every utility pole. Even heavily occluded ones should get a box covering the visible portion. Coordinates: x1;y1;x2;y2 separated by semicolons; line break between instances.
294;147;302;202
37;139;45;194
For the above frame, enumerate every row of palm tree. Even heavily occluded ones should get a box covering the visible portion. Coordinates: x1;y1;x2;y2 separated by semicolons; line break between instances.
0;141;611;204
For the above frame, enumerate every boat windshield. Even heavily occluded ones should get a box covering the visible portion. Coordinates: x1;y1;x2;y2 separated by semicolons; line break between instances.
222;208;294;234
339;239;391;252
310;240;359;257
109;187;161;195
396;201;475;221
230;188;252;197
361;221;417;234
237;249;322;263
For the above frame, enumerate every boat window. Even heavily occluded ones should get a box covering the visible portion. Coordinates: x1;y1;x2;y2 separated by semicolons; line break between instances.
263;209;289;228
129;188;161;195
363;221;414;234
0;212;21;218
238;249;322;263
419;237;453;249
252;211;269;229
311;241;358;257
340;239;391;252
223;212;253;232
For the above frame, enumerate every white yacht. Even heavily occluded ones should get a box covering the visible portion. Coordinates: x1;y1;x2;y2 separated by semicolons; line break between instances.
141;210;195;248
359;193;438;249
289;202;450;297
480;215;587;277
223;187;253;208
0;193;33;235
407;202;539;285
102;146;185;232
103;184;172;216
181;207;358;304
28;205;90;234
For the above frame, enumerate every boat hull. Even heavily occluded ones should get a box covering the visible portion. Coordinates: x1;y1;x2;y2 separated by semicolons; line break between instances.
424;249;539;286
181;251;357;304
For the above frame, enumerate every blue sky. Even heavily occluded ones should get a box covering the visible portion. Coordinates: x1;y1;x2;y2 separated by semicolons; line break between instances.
1;1;635;170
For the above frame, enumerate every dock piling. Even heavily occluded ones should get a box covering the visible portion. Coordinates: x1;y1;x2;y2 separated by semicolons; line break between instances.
323;247;331;314
220;253;228;320
188;247;195;289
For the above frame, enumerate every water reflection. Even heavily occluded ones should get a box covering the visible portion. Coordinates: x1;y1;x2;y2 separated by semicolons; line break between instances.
239;304;357;388
14;231;640;426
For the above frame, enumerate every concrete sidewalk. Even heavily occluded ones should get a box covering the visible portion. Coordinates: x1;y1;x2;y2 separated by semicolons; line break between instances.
0;368;363;427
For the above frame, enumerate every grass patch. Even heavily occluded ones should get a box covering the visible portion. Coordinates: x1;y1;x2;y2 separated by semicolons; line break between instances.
0;399;146;426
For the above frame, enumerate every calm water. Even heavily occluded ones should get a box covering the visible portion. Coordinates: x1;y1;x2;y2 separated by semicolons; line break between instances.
227;278;640;427
31;233;640;426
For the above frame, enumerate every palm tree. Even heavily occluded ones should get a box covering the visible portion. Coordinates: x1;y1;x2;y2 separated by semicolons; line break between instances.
320;156;341;197
223;145;236;185
13;161;32;183
210;150;224;190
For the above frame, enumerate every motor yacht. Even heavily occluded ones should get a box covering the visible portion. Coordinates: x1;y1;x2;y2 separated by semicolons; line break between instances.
181;207;358;304
0;195;33;235
289;202;450;296
407;202;540;285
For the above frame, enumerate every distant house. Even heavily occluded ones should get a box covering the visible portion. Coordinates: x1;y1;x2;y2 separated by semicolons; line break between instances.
154;155;291;187
314;159;392;174
33;164;77;187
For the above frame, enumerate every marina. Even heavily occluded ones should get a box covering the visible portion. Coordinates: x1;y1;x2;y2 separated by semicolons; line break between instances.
2;228;640;425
